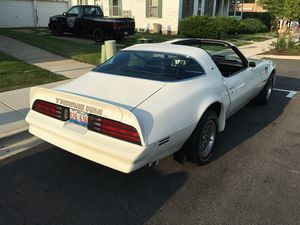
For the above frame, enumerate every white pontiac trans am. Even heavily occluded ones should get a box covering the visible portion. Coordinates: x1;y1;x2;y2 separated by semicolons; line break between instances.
26;39;276;173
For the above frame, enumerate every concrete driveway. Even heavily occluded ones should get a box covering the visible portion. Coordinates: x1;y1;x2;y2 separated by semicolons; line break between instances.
0;59;299;225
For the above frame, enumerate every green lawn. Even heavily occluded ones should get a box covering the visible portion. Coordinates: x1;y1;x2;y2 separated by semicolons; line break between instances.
0;28;275;66
0;51;67;92
0;28;102;65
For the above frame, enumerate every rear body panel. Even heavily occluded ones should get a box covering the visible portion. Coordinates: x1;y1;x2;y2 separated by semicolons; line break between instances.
26;87;157;173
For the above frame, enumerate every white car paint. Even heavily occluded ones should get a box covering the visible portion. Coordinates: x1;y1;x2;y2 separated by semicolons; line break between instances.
26;39;275;173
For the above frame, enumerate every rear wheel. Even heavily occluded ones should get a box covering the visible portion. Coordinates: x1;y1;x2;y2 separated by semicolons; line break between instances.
51;24;63;36
189;110;218;165
114;35;124;41
93;28;104;42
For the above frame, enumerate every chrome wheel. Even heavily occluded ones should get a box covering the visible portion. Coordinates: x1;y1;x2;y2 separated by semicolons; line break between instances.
266;78;273;101
199;120;216;158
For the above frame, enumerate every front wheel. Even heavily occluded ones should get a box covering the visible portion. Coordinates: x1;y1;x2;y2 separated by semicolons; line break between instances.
189;110;218;165
255;75;274;105
51;24;63;36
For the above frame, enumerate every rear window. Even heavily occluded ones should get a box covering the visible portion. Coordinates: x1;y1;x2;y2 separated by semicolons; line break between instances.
94;51;205;81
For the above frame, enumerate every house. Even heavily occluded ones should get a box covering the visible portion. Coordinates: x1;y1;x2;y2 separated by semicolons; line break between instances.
238;0;266;13
70;0;244;34
0;0;69;28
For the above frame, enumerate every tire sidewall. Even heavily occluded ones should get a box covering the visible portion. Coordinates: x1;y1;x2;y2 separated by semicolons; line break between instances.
93;28;104;42
52;24;62;36
190;110;218;165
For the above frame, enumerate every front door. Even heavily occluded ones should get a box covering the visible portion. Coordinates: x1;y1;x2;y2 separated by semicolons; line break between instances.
218;47;261;116
65;6;82;33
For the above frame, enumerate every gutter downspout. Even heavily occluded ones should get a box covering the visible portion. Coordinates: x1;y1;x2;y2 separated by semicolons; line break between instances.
33;0;39;27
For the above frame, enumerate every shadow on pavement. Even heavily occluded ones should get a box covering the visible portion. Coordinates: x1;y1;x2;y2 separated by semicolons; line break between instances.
0;147;187;225
213;75;300;161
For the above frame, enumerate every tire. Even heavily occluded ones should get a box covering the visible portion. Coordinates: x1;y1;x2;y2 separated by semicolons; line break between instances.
255;75;274;105
114;35;124;41
189;110;218;165
93;28;104;42
51;24;63;36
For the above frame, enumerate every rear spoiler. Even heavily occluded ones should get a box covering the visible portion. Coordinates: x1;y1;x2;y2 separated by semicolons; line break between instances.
29;87;145;145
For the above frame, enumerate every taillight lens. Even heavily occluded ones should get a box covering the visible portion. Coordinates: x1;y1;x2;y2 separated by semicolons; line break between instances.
32;100;69;121
88;114;141;145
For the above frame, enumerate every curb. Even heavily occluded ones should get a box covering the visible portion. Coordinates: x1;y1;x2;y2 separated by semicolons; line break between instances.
0;129;45;160
0;126;29;144
258;55;300;60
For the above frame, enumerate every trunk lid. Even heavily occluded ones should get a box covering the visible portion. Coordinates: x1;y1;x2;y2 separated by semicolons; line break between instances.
54;71;166;111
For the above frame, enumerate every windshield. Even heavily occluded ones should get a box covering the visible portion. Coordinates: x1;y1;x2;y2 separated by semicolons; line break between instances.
94;51;205;81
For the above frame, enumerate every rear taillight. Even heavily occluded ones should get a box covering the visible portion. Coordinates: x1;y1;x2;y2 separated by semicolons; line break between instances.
88;114;141;145
32;100;69;121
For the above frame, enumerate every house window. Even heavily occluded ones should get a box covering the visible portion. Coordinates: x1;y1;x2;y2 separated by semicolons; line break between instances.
182;0;194;18
146;0;162;18
110;0;122;16
204;0;214;16
150;0;159;17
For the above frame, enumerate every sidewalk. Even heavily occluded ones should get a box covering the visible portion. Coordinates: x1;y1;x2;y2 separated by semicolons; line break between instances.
0;35;94;79
239;38;276;58
0;35;94;140
0;36;277;142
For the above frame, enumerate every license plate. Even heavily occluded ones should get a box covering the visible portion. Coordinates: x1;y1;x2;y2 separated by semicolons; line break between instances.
69;109;88;127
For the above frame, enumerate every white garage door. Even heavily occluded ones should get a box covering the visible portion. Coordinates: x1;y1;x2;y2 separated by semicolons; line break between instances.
36;1;68;27
0;0;69;28
0;0;35;27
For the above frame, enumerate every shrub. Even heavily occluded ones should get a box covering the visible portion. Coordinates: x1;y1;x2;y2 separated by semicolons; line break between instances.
242;12;273;29
214;17;240;36
239;18;268;33
180;16;239;39
180;16;219;38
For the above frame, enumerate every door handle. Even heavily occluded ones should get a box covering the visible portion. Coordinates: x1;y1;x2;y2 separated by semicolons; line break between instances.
236;82;246;89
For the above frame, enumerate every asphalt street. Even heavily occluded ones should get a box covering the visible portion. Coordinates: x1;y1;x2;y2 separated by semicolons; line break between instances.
0;59;299;225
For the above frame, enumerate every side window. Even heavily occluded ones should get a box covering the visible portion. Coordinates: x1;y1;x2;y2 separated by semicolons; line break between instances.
213;48;243;65
67;6;80;16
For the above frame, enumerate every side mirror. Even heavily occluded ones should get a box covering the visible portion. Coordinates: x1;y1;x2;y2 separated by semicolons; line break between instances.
63;12;67;16
249;61;256;68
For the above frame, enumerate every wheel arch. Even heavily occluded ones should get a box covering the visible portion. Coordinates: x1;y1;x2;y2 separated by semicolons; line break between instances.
196;100;227;133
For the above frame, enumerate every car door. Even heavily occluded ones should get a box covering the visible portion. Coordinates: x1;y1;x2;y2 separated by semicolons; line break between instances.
65;6;82;33
221;47;261;117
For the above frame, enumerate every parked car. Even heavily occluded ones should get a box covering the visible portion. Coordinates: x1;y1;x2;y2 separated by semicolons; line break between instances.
26;39;276;173
48;5;135;42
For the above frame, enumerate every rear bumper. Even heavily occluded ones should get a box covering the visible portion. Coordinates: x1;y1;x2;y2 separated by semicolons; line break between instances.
26;110;156;173
113;29;135;37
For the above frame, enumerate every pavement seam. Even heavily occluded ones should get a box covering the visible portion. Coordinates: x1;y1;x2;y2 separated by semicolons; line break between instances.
0;101;28;116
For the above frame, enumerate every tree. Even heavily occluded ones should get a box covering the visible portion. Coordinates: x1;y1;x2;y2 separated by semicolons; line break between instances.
258;0;285;18
284;0;300;20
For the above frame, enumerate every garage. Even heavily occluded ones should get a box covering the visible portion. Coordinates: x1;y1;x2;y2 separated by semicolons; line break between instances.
0;0;69;27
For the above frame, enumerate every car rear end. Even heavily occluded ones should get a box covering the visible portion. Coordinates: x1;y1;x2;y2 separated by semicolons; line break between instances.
112;18;135;37
25;87;155;173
